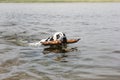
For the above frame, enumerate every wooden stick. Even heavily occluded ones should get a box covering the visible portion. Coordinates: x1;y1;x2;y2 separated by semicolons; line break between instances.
41;38;80;46
67;38;80;44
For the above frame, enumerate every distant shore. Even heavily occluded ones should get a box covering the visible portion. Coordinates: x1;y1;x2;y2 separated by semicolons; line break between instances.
0;0;120;3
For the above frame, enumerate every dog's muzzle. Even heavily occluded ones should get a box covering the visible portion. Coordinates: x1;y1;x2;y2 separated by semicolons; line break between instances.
61;36;67;43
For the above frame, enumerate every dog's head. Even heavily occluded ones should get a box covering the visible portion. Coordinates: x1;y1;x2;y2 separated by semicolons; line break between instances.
53;32;67;43
41;32;67;47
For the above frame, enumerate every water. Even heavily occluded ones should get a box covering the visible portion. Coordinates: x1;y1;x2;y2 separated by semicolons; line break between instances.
0;3;120;80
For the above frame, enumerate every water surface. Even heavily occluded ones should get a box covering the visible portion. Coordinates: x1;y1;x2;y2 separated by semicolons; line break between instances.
0;3;120;80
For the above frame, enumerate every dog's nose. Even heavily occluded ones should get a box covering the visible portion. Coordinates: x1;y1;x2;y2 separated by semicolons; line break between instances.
61;37;67;43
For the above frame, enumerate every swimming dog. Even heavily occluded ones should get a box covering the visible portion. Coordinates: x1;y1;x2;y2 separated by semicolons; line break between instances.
40;32;80;48
40;32;67;47
29;32;80;47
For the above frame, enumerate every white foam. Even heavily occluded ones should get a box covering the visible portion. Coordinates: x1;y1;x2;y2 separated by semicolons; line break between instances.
28;41;42;47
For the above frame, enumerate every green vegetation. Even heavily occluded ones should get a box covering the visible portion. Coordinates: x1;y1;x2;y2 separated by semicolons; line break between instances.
0;0;120;3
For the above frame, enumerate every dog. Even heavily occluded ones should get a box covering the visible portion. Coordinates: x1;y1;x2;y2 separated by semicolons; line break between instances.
28;32;67;47
40;32;67;48
29;32;80;48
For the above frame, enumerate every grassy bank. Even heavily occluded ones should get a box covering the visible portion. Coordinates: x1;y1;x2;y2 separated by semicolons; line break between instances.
0;0;120;3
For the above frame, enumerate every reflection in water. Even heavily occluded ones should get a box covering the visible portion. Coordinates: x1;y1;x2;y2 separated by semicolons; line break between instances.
43;46;78;54
42;46;78;61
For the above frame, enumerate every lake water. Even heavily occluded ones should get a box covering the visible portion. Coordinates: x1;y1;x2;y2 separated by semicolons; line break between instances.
0;3;120;80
